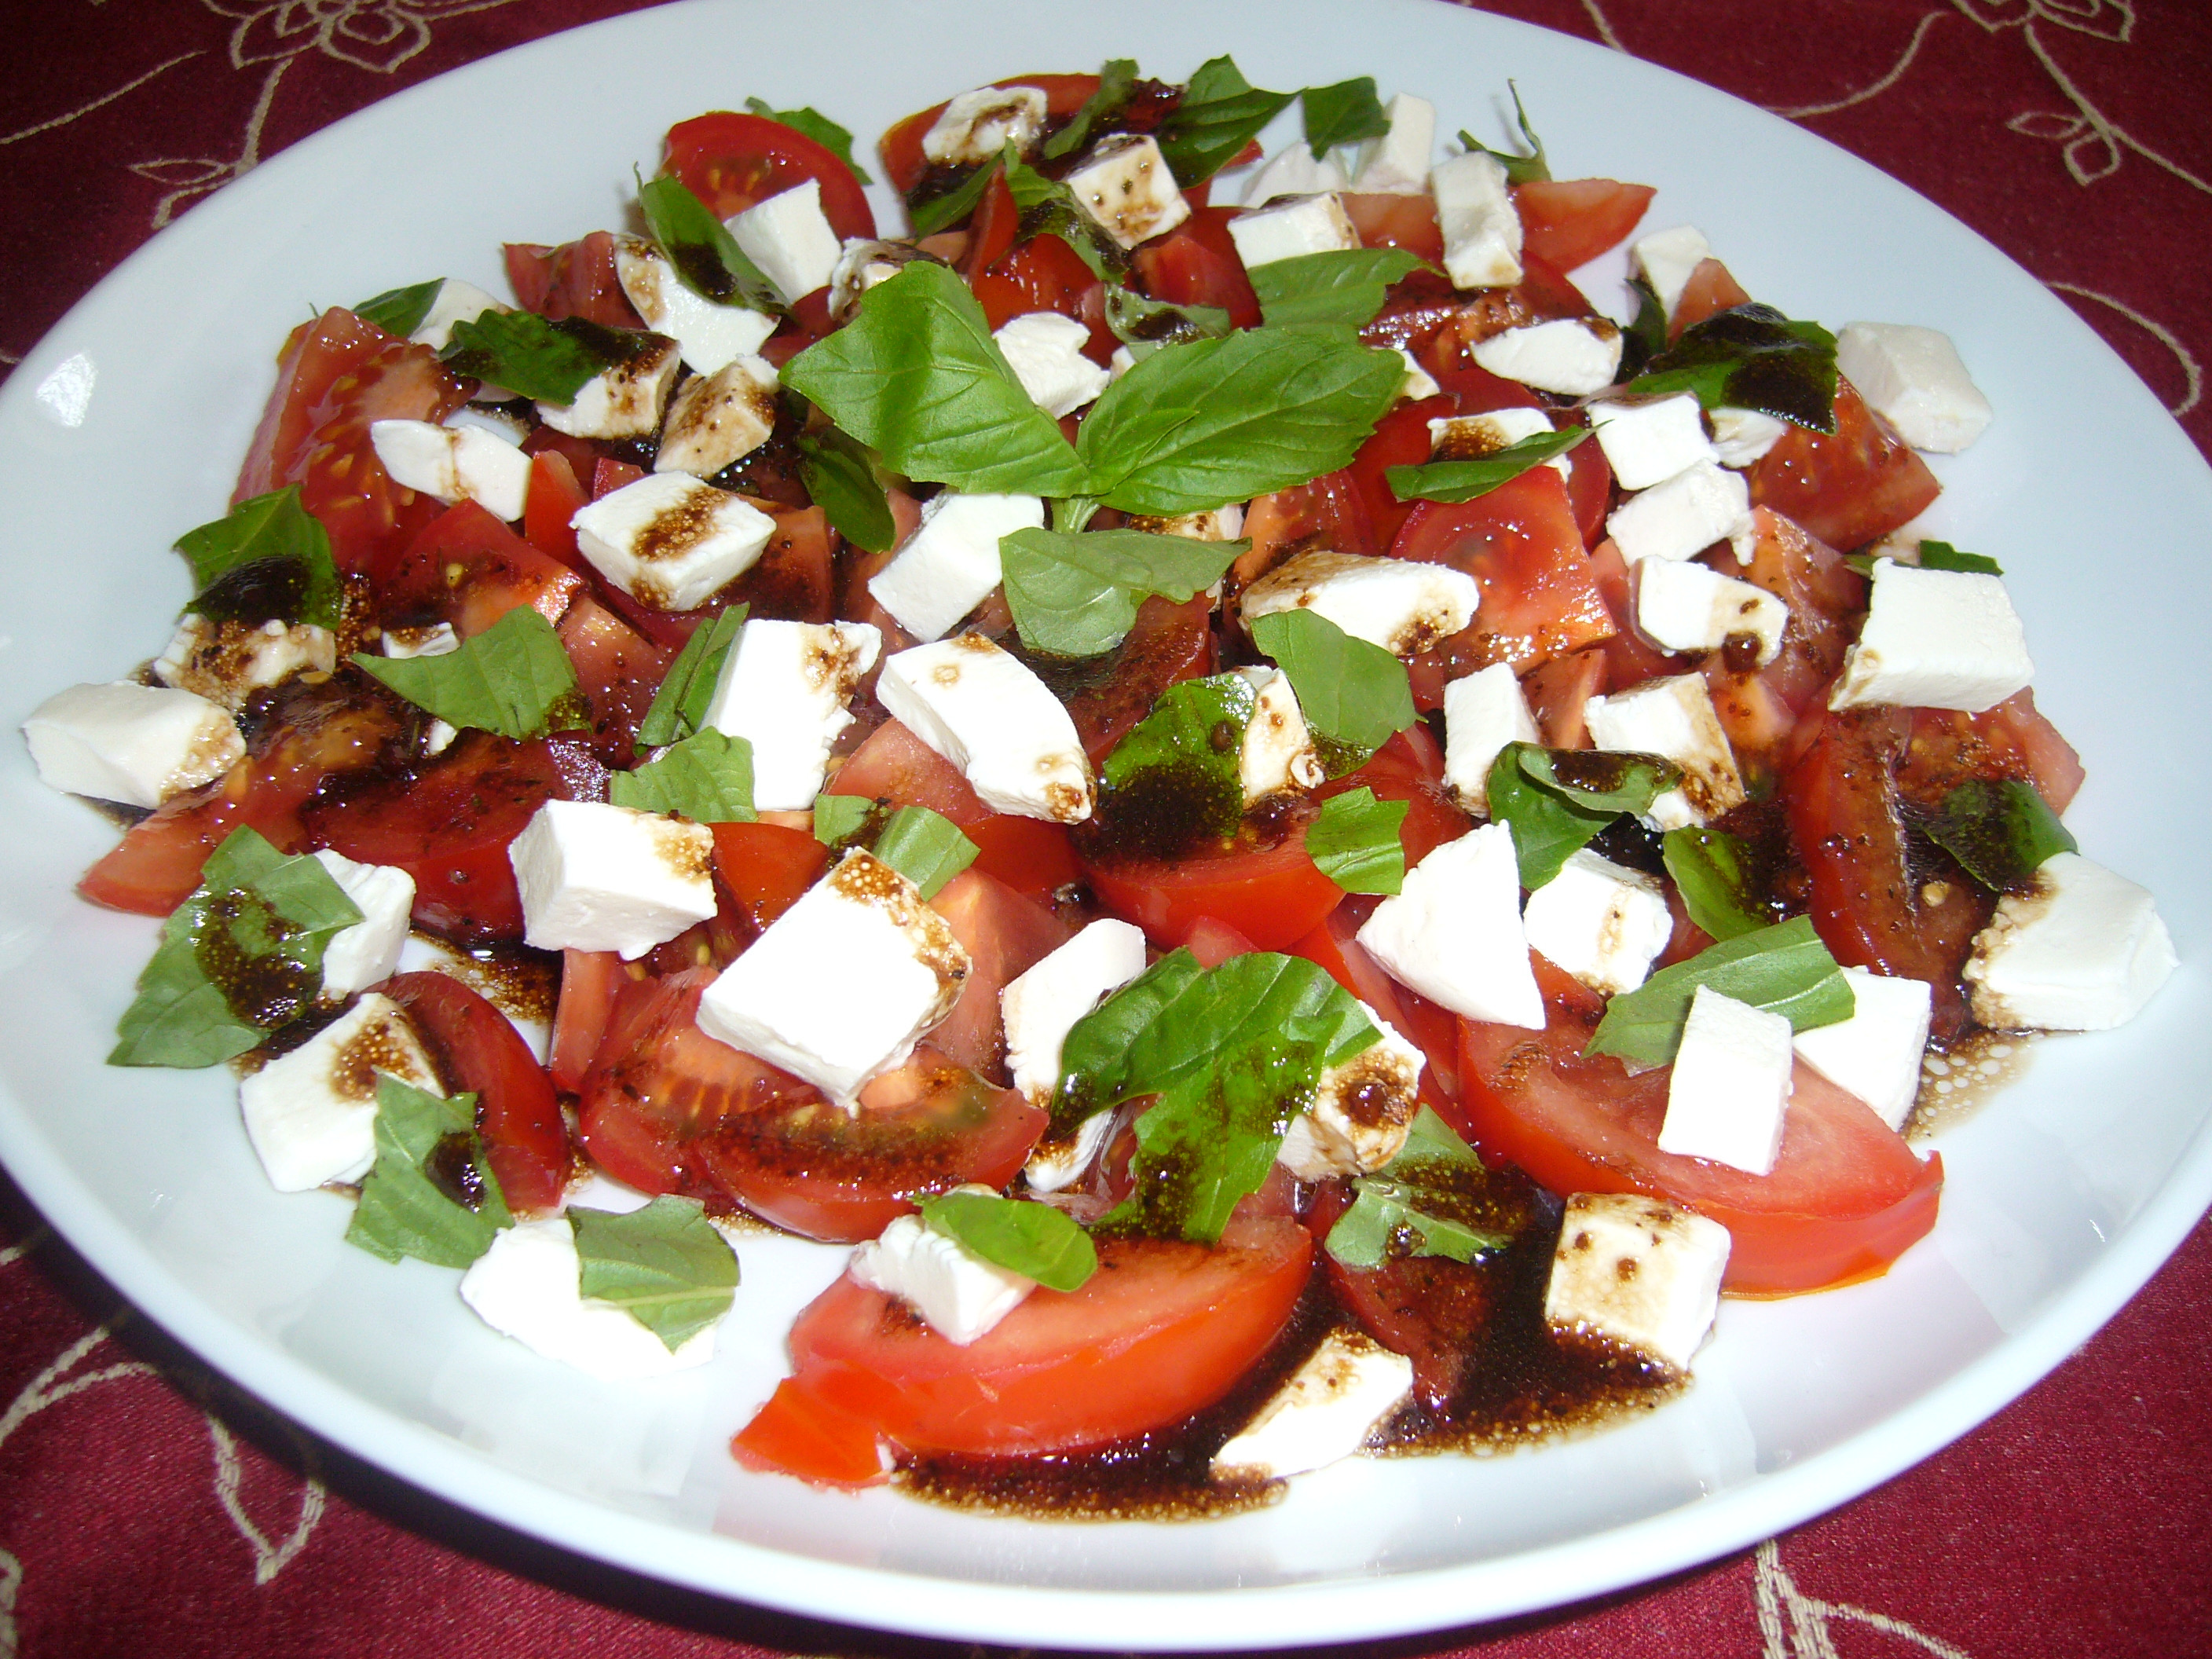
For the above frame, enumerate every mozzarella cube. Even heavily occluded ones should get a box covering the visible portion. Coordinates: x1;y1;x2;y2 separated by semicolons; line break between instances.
1829;558;2034;713
1836;322;1992;453
1470;318;1623;397
1123;504;1245;541
699;618;881;811
152;614;337;712
923;83;1048;167
1546;1192;1729;1375
613;235;777;375
1521;850;1672;997
697;848;970;1104
1064;134;1190;250
1001;917;1150;1104
311;850;416;998
1211;1329;1413;1482
507;800;716;960
1276;1005;1423;1180
1350;93;1437;196
1429;407;1568;479
407;277;507;352
422;720;458;757
1606;459;1757;568
1240;549;1480;659
460;1216;720;1379
1628;225;1710;321
876;635;1094;823
992;312;1111;418
1709;406;1789;468
1241;141;1350;206
1233;665;1324;801
828;238;932;324
1632;557;1789;665
1430;150;1522;288
1442;662;1540;815
1357;823;1543;1028
653;355;781;479
571;473;775;611
866;490;1044;643
1226;193;1361;271
1657;985;1794;1175
443;405;529;445
534;336;680;441
371;418;532;522
238;993;442;1193
1792;967;1932;1130
1395;348;1441;403
1024;1108;1116;1195
23;681;243;809
383;621;460;659
1584;672;1748;830
727;178;842;302
1588;394;1716;491
849;1208;1035;1345
1965;853;2177;1032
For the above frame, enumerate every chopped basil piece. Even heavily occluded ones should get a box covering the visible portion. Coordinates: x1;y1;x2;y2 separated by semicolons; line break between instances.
571;1196;739;1350
1097;673;1255;855
793;427;897;555
1914;538;2003;575
1249;609;1416;753
633;604;746;753
610;730;756;823
1924;778;2075;892
1305;787;1408;895
1003;150;1127;280
1155;55;1295;186
1249;248;1428;330
906;159;1000;240
346;1078;510;1269
1518;745;1680;815
174;485;343;630
916;1190;1098;1292
1042;58;1139;160
1302;76;1390;158
742;97;873;184
1000;527;1243;657
1385;428;1589;504
811;791;878;848
1661;826;1769;941
1586;916;1855;1069
1485;742;1678;891
1456;82;1549;185
1104;284;1232;355
1627;302;1840;434
440;311;636;405
351;278;442;339
1621;273;1669;379
811;796;976;899
636;172;782;313
352;605;585;741
1324;1108;1519;1269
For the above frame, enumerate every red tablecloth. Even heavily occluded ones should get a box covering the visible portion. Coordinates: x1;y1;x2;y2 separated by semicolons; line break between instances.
2;2;2207;1653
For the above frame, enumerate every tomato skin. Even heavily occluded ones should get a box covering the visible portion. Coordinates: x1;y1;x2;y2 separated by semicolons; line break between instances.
925;869;1072;1073
1750;379;1942;552
1081;813;1345;954
1670;258;1752;338
1132;206;1262;331
234;307;389;504
1520;645;1608;749
711;821;828;936
1342;192;1445;262
965;815;1082;900
973;235;1113;361
1513;179;1655;273
520;450;589;568
381;500;584;637
665;112;875;243
731;1377;888;1488
550;949;622;1094
557;596;671;762
1061;593;1217;764
1344;397;1451;550
504;233;642;328
827;717;991;826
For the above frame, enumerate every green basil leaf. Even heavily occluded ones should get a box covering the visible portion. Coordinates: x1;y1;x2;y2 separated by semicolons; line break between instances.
174;486;344;630
1587;916;1855;1069
1304;787;1408;895
1456;82;1549;186
916;1191;1098;1292
351;278;442;339
352;605;585;741
1104;284;1233;355
632;605;748;753
811;791;879;848
572;1196;739;1350
1000;527;1243;657
1097;673;1254;854
1002;150;1127;280
781;261;1087;496
1330;1104;1518;1273
906;159;1000;240
1385;428;1589;504
1627;302;1840;434
1485;745;1616;891
1516;745;1679;815
794;428;898;555
742;98;873;184
870;804;979;899
1248;609;1415;752
1916;538;2002;576
1661;826;1770;941
1042;58;1139;160
441;310;639;405
1155;55;1295;187
637;171;782;313
1924;778;2075;891
610;730;757;822
1250;248;1428;330
346;1078;509;1269
1302;76;1390;158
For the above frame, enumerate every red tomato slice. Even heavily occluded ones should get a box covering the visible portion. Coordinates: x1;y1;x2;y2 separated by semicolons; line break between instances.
504;233;642;328
1749;380;1942;552
926;869;1073;1073
1520;645;1608;749
550;948;623;1094
1902;691;2084;815
1185;914;1259;967
731;1377;888;1488
519;449;589;570
1670;258;1752;338
826;717;991;826
1061;593;1216;764
1132;206;1262;331
711;821;828;937
1342;192;1445;262
664;112;874;242
1345;396;1452;550
1081;808;1344;954
557;595;670;762
1513;178;1655;273
381;500;584;638
965;815;1082;900
961;170;1020;277
880;74;1103;195
234;307;390;504
1317;725;1469;871
973;234;1113;360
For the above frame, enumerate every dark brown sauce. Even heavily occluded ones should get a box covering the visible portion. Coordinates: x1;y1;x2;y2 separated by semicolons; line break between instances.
423;945;561;1025
196;889;319;1028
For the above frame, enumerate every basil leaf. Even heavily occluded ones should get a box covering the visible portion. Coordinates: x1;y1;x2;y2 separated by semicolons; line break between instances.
1621;273;1668;379
906;159;999;240
1104;284;1232;355
743;97;873;184
811;791;880;848
1305;787;1408;895
610;730;756;822
1661;826;1769;941
870;804;979;899
1326;1109;1515;1270
352;279;441;339
1917;538;2002;576
1385;428;1589;504
1097;674;1254;851
1042;58;1138;160
1250;248;1428;330
1000;527;1243;657
1924;778;2075;891
1485;746;1615;891
1248;609;1415;752
352;605;585;741
916;1191;1097;1292
1302;77;1390;158
1586;916;1854;1069
781;262;1087;496
572;1196;738;1350
346;1078;510;1269
1456;82;1549;186
174;486;343;630
637;172;782;313
633;605;747;753
1003;150;1127;280
1517;745;1679;815
794;427;897;555
1156;55;1295;186
1627;302;1840;434
1079;324;1402;515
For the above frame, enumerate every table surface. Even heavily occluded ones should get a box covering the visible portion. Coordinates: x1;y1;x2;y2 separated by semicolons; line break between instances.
2;1;2208;1654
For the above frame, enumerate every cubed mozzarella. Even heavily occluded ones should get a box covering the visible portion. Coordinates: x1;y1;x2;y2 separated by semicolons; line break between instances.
1470;317;1622;397
1427;407;1573;479
443;405;529;447
1657;985;1795;1174
1587;394;1716;491
1123;504;1245;541
1545;1192;1730;1375
1521;849;1672;997
1632;557;1789;665
1430;150;1522;288
460;1216;720;1379
1241;141;1350;206
1024;1108;1115;1195
370;417;532;521
381;621;459;659
1628;225;1710;322
1835;322;1993;453
1357;823;1543;1028
1211;1329;1414;1482
1001;917;1150;1104
422;719;458;757
727;178;843;303
612;235;778;375
407;276;507;353
698;618;881;811
1791;967;1933;1130
1709;407;1789;468
152;614;337;712
876;635;1094;823
1965;853;2177;1032
697;848;970;1105
311;850;416;998
828;238;932;324
534;336;681;441
570;473;775;611
238;993;442;1193
1829;558;2033;713
993;311;1111;417
1394;348;1441;403
923;83;1048;167
1226;192;1361;270
1232;665;1324;801
1240;549;1480;660
507;800;717;960
1441;662;1540;815
866;490;1044;643
1350;93;1437;195
23;681;243;809
1584;672;1748;830
653;356;781;479
1276;1005;1423;1180
1064;134;1190;250
849;1207;1035;1345
1606;460;1757;568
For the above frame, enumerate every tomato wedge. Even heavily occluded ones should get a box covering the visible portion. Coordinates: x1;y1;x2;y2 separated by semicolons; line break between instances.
503;233;641;328
1749;380;1941;552
732;1378;888;1488
826;717;991;826
1513;179;1655;273
1082;804;1346;954
381;500;584;638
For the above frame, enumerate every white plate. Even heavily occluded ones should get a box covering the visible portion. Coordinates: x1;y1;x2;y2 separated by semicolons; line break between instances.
1;0;2207;1646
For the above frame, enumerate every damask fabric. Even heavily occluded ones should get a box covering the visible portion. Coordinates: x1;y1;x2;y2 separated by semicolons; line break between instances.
1;1;2207;1654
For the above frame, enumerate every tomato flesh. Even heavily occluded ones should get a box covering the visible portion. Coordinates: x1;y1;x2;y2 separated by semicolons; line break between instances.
665;112;875;244
1749;380;1942;552
1082;810;1346;954
1513;178;1655;273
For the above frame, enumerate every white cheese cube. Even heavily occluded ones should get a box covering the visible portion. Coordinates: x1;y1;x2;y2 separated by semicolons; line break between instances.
507;800;717;960
407;277;507;353
1521;849;1672;997
1232;665;1324;802
1064;134;1191;251
310;850;416;998
370;417;532;522
992;312;1111;418
1587;394;1716;491
613;235;777;375
23;681;243;809
866;490;1045;643
1965;853;2177;1032
1583;672;1748;830
1240;142;1350;206
698;618;881;811
1226;193;1361;271
1394;347;1441;403
849;1208;1035;1345
1427;408;1573;478
1657;985;1794;1175
1829;558;2034;714
533;336;680;441
1350;93;1436;196
1001;917;1150;1104
1240;549;1480;660
652;355;781;479
152;614;338;712
1276;1005;1423;1180
1835;322;1993;454
876;635;1095;824
381;621;459;659
1430;150;1522;289
1632;557;1789;665
1442;661;1540;815
460;1215;719;1379
1024;1108;1115;1195
1709;406;1789;468
1470;317;1622;397
423;719;458;757
1357;823;1543;1028
570;473;776;612
1124;504;1247;542
1792;967;1932;1130
1606;459;1757;568
923;83;1048;167
442;405;529;445
1546;1192;1729;1375
828;238;931;324
698;848;970;1105
1212;1328;1413;1482
1108;343;1137;382
238;993;442;1193
727;178;843;303
1628;225;1710;321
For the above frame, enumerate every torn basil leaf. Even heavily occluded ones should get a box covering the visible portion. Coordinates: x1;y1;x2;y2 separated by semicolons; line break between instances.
610;730;756;823
906;158;1000;240
1250;247;1428;330
1924;778;2075;892
811;797;976;899
1302;76;1390;157
1097;673;1255;855
352;605;585;741
1305;787;1408;895
793;427;898;555
1042;58;1139;160
352;279;442;339
1626;302;1840;434
1104;284;1233;357
1621;273;1669;379
634;604;747;753
1456;82;1549;185
1324;1107;1522;1269
917;1190;1097;1291
1003;150;1128;280
441;310;636;405
346;1078;510;1269
1155;55;1295;186
637;172;783;313
174;485;343;631
1586;916;1854;1070
1485;745;1616;892
1000;527;1243;657
1251;609;1416;754
572;1196;739;1350
743;98;873;184
1661;826;1770;941
1385;428;1588;504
